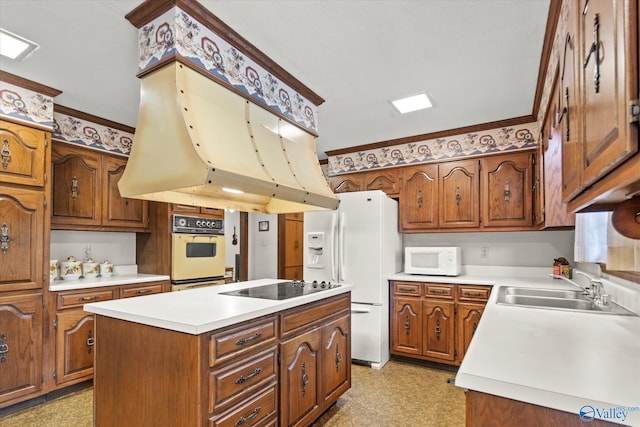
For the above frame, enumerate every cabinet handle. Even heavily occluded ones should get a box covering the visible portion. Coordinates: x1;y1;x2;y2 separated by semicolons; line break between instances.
234;407;261;426
1;223;9;254
464;291;484;297
335;343;343;371
1;139;11;169
301;361;310;397
78;295;101;302
235;332;262;346
294;240;299;250
430;289;448;295
377;180;383;190
504;182;511;202
455;187;461;206
71;176;79;199
135;289;152;295
235;368;263;385
87;329;94;354
0;334;8;363
398;287;415;293
472;323;478;334
435;319;441;339
417;189;423;209
404;315;411;332
583;12;601;93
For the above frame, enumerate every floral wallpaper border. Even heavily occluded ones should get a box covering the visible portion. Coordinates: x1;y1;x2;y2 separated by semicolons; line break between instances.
0;81;55;129
327;123;538;175
136;7;319;135
52;112;134;156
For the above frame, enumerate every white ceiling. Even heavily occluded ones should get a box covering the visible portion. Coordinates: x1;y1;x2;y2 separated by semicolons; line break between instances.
0;0;550;159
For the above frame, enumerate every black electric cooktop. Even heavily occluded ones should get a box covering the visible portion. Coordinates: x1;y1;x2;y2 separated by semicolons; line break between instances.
220;280;340;300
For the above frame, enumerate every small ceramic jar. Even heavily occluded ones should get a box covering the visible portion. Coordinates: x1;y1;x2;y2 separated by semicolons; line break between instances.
50;260;58;281
100;260;113;278
60;256;82;280
82;258;99;278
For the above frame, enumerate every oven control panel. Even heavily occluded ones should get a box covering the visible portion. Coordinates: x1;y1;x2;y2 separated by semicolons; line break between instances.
172;215;224;234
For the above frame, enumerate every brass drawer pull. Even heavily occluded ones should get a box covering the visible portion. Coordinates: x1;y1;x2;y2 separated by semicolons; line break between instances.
77;295;101;302
135;289;152;295
234;407;261;426
1;223;9;254
87;329;94;354
0;334;8;363
235;368;262;384
71;176;79;199
235;332;262;346
430;289;448;294
398;287;416;293
1;139;11;169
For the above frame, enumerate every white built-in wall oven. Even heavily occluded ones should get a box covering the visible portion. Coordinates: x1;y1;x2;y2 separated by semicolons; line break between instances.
171;215;226;291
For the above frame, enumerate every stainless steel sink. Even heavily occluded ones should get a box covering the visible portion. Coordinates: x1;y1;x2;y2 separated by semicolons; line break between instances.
496;287;637;316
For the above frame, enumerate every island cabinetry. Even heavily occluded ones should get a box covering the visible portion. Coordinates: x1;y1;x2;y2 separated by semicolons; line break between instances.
480;152;534;228
51;142;148;231
0;293;43;407
390;281;491;366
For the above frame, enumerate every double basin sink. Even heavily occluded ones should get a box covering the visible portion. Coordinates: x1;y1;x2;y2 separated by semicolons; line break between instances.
496;287;637;316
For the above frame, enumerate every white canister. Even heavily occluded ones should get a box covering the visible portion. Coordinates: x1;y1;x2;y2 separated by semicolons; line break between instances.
60;256;82;280
82;258;99;278
100;261;114;278
50;260;58;281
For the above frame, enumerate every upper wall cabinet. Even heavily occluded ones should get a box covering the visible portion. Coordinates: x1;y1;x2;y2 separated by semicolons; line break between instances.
51;142;148;232
399;164;439;231
362;169;400;197
327;173;363;194
0;119;47;188
561;0;639;210
439;160;480;229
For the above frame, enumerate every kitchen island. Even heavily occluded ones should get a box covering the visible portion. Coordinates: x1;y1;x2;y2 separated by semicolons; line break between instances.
84;279;353;427
391;267;640;426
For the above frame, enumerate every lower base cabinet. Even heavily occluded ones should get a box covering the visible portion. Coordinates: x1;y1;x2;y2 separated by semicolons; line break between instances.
0;292;43;407
93;293;351;427
390;281;490;366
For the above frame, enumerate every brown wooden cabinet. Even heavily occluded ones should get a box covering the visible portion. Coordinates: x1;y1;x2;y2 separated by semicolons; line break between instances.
278;213;304;280
51;142;148;231
0;119;47;187
362;169;401;197
390;281;490;366
481;152;534;228
172;203;224;219
399;164;438;231
327;173;363;193
439;159;480;228
0;292;43;407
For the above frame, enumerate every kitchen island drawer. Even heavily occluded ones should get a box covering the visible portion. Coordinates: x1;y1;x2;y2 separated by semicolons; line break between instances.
457;285;491;302
208;315;278;367
391;281;422;296
57;288;116;310
209;347;277;413
209;383;277;427
424;284;454;299
119;280;168;298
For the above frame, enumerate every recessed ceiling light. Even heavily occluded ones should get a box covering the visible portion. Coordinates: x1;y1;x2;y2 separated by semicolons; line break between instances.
391;93;432;114
0;28;39;61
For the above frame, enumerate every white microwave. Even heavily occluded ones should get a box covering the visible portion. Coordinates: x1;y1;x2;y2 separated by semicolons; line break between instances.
404;247;461;276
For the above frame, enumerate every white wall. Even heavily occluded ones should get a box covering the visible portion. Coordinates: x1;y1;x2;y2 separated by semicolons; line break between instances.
50;230;136;265
403;230;575;267
248;213;278;280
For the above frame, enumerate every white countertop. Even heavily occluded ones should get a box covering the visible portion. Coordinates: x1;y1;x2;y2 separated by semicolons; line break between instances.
84;279;353;335
49;274;170;291
391;267;640;426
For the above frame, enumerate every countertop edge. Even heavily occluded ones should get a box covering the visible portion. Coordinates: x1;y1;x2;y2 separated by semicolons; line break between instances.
49;274;171;291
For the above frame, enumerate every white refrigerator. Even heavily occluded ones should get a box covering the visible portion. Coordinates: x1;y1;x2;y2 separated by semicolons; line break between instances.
303;190;402;369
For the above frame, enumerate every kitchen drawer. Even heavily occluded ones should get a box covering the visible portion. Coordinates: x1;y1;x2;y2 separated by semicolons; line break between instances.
457;285;491;302
209;384;277;427
119;281;167;299
209;315;278;367
57;288;116;310
423;284;454;299
280;293;350;337
392;281;421;297
209;347;277;413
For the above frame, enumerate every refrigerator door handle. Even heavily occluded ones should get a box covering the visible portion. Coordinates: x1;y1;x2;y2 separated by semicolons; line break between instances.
339;212;345;281
330;212;338;282
351;307;372;314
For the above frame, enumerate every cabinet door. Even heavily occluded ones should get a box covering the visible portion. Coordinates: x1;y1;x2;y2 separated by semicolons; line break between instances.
399;165;438;231
481;153;533;228
422;300;455;362
579;0;638;188
0;293;43;406
0;120;46;187
439;160;480;228
456;303;485;364
391;297;422;355
320;314;350;408
0;187;44;292
363;169;400;196
200;207;224;218
55;310;95;386
280;327;322;427
560;2;584;201
102;155;148;229
51;143;101;227
327;173;363;193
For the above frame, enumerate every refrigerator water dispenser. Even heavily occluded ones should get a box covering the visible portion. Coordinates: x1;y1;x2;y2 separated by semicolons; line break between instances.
306;232;325;269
